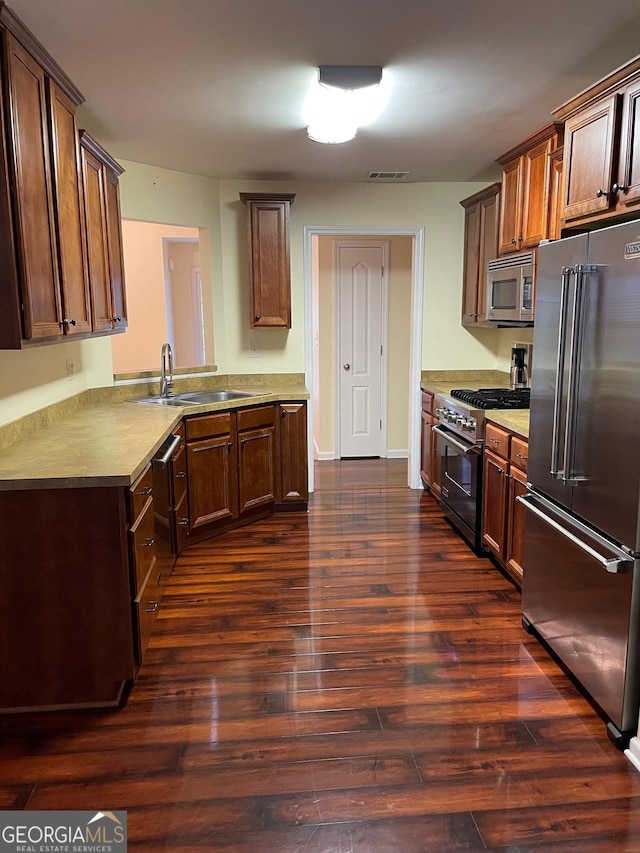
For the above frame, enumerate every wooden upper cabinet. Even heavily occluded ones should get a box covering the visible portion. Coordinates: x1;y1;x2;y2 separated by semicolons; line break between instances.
548;147;564;241
2;31;63;341
553;55;640;227
48;80;91;335
240;192;295;329
460;183;500;326
560;95;619;222
496;123;563;255
79;131;127;334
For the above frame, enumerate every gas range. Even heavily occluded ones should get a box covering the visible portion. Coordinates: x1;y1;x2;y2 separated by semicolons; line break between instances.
434;387;530;444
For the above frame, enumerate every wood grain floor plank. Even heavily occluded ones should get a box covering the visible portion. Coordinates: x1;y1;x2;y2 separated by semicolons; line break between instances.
2;459;639;851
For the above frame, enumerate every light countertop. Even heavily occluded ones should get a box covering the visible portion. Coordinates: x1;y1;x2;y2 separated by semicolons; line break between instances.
0;380;309;491
484;410;530;440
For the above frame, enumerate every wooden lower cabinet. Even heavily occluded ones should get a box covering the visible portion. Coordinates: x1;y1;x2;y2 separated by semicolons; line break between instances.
0;471;153;711
420;390;441;498
482;423;529;585
276;402;309;509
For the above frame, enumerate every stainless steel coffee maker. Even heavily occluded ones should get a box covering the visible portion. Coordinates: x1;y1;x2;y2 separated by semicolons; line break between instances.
510;344;530;389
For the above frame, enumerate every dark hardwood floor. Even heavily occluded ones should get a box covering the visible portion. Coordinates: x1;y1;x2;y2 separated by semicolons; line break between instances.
2;458;640;851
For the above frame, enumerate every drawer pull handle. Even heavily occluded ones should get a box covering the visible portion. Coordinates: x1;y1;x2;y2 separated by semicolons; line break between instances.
178;518;189;527
515;452;528;461
142;537;155;547
488;438;499;444
136;486;152;496
176;471;187;478
145;601;159;613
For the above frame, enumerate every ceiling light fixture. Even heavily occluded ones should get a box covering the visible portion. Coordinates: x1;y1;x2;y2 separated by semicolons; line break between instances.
304;65;389;145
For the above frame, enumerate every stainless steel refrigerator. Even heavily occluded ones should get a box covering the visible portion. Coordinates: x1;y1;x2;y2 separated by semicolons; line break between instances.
521;219;640;748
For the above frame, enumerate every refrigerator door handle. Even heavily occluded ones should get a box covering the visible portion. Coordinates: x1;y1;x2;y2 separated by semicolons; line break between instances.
518;493;633;573
550;266;573;479
562;264;596;486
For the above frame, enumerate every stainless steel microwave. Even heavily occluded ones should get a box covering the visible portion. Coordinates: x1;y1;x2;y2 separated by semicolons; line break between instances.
486;250;535;325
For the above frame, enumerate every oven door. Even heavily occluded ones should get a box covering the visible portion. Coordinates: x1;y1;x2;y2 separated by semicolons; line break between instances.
434;424;483;552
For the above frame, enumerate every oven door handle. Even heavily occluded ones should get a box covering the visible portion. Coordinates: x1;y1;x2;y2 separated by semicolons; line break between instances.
433;424;480;455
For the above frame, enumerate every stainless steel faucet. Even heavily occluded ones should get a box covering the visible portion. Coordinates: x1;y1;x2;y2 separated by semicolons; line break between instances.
160;341;174;397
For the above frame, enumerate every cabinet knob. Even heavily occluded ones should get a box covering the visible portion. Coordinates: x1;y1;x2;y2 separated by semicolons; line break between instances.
145;601;159;613
517;236;523;242
136;486;153;496
612;183;627;194
111;316;122;324
62;318;76;327
596;188;607;198
227;441;233;448
176;471;187;478
142;537;155;547
511;238;517;245
255;314;261;322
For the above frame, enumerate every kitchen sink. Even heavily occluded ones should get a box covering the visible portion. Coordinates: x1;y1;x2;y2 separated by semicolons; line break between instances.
176;389;258;404
133;389;259;406
134;395;198;406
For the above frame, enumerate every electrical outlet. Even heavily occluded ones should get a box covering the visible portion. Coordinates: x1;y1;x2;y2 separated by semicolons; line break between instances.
66;358;75;380
249;340;260;358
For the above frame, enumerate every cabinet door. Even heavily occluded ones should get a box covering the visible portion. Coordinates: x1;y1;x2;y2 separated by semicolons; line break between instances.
80;144;113;332
4;33;62;339
482;449;509;558
548;149;564;241
460;184;500;326
461;200;481;325
276;402;308;507
498;158;522;254
506;464;528;583
238;426;275;514
240;193;294;328
617;79;640;208
562;94;619;221
187;435;238;531
48;81;91;335
520;138;552;249
420;409;432;486
105;167;127;331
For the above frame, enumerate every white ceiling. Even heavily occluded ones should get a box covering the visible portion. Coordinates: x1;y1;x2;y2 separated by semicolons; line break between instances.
8;0;640;183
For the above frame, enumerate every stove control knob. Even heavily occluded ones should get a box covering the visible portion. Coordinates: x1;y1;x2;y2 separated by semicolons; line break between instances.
455;416;465;426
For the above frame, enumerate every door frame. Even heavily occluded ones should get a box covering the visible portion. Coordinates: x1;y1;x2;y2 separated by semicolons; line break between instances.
303;225;425;491
333;240;389;459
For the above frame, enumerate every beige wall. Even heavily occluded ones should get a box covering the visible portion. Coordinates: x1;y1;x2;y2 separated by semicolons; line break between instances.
316;235;412;457
111;221;200;373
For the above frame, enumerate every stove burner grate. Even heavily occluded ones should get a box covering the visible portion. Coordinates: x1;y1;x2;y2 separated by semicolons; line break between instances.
450;387;530;410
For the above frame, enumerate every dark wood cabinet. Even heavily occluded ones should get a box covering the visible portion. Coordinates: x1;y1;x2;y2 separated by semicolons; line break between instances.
237;405;276;515
460;183;501;326
420;390;440;498
482;448;509;559
79;131;127;334
496;123;563;255
0;5;128;347
185;411;237;535
482;423;529;586
240;192;295;328
553;55;640;227
275;401;308;510
0;474;146;710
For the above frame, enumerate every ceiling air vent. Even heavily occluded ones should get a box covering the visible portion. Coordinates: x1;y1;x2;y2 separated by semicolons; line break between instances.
368;171;410;180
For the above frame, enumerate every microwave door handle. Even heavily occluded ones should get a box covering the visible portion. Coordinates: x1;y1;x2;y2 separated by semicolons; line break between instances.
550;267;573;478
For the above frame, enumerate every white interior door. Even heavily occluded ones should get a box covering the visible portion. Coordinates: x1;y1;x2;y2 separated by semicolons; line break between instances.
337;244;387;457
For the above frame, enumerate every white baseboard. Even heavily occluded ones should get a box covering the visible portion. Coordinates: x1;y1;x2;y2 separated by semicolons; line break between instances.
625;736;640;773
386;449;408;459
316;451;335;461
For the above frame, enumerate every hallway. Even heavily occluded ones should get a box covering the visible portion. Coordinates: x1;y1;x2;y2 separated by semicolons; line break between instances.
2;459;640;851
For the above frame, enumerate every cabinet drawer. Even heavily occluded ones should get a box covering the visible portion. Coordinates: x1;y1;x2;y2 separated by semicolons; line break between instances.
485;423;510;459
134;562;162;665
130;497;156;594
129;464;153;521
185;412;231;441
510;436;529;472
237;404;275;432
421;390;434;414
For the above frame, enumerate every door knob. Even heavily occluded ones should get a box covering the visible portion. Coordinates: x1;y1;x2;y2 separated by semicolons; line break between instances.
343;363;351;371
